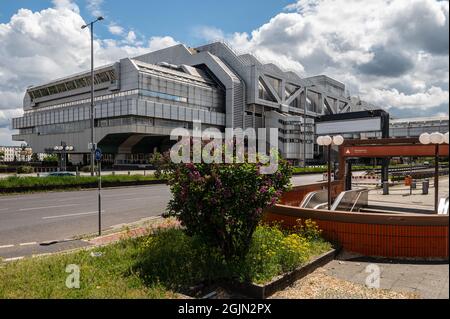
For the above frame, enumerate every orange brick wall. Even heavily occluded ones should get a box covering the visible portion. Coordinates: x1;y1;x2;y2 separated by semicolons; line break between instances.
264;212;449;259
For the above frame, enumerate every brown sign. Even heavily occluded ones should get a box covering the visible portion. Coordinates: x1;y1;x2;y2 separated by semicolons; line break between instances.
342;144;449;158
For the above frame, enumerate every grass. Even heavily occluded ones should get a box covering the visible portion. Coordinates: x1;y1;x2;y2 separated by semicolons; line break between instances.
0;174;162;191
0;239;175;299
0;222;331;298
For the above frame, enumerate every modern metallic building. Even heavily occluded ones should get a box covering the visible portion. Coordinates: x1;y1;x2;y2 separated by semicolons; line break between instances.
11;42;379;166
389;116;449;138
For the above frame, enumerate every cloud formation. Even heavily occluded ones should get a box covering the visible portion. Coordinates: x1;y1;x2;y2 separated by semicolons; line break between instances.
0;0;448;145
221;0;449;115
0;1;178;144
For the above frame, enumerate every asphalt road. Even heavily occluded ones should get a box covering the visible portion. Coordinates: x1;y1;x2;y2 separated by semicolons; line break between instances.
0;174;324;260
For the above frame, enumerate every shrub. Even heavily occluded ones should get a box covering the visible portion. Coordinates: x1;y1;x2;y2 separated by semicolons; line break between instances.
149;152;174;179
165;149;292;261
134;223;331;288
17;166;34;174
43;155;58;163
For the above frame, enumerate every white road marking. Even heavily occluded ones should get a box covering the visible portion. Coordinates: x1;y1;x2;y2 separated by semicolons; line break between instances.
0;208;9;212
19;242;37;246
3;256;24;262
19;204;78;211
122;197;150;201
42;210;105;220
0;244;14;249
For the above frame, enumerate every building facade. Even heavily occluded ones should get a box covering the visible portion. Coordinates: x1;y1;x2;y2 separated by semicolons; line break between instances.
11;42;379;166
389;116;449;138
0;146;33;162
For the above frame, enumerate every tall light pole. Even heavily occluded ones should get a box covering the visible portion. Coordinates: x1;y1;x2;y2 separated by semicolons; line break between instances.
419;132;448;213
317;135;345;210
82;16;104;176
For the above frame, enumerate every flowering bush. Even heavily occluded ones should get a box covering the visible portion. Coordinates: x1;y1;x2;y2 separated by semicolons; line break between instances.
165;152;292;261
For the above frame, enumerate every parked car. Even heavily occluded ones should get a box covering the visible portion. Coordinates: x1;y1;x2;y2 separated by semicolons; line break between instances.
47;172;76;177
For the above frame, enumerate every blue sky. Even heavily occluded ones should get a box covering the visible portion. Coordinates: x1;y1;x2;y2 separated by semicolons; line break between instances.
0;0;294;46
0;0;448;145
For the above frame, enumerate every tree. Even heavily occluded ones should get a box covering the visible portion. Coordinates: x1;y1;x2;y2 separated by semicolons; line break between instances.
31;153;39;162
43;154;59;163
0;151;4;161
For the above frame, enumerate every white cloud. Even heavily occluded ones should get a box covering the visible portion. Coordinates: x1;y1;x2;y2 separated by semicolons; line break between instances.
51;0;80;13
194;26;225;42
125;30;137;44
86;0;104;17
147;36;179;52
218;0;449;117
364;86;449;110
108;23;124;36
0;3;178;145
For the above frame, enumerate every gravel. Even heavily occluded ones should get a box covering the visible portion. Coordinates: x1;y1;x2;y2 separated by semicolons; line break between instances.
270;268;419;299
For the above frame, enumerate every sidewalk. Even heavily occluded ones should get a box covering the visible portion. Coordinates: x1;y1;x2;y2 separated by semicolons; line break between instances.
368;176;449;212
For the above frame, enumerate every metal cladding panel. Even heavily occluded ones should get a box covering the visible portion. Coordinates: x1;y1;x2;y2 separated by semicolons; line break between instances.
316;118;381;134
178;107;185;121
170;105;178;120
147;101;155;117
162;104;170;119
155;103;163;118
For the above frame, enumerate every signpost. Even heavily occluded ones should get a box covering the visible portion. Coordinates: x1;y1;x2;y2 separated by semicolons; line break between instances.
95;148;102;236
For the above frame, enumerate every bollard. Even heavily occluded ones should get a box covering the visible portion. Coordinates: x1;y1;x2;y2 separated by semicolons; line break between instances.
411;180;417;190
112;171;115;176
383;181;389;195
128;171;131;176
422;179;429;195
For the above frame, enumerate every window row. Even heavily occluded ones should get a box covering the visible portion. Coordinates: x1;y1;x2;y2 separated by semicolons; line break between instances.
28;70;117;101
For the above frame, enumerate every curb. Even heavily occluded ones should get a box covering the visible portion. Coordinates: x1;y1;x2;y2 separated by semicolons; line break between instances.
0;179;168;194
223;247;339;299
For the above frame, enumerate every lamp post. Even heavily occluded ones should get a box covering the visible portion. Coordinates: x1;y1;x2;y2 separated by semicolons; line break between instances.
53;142;74;171
317;135;345;210
419;132;448;213
82;16;104;176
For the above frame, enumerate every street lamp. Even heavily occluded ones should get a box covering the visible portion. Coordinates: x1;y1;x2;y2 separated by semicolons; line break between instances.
53;142;74;172
317;135;345;210
419;132;448;213
82;16;104;176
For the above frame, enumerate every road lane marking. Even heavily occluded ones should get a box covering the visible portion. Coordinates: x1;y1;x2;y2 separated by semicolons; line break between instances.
3;256;24;262
122;197;151;201
42;211;105;220
0;208;9;212
19;242;37;246
19;204;78;212
0;244;14;249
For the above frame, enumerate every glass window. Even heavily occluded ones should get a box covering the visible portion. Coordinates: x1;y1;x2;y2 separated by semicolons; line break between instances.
66;81;76;90
56;83;67;93
258;78;277;102
40;88;50;97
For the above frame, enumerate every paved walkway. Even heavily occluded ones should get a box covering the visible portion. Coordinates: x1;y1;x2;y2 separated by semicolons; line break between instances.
368;176;449;213
323;253;449;299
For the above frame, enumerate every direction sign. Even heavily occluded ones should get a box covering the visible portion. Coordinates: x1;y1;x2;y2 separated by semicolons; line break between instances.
95;148;102;161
